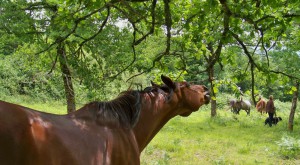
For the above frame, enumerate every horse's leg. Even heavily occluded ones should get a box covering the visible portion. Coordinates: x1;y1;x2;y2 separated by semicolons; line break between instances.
233;108;237;114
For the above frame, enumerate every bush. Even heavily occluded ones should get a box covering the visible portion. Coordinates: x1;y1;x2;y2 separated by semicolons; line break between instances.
276;135;300;159
0;55;19;95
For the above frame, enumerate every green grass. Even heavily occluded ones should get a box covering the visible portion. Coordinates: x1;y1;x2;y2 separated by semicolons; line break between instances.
1;95;68;114
140;107;300;165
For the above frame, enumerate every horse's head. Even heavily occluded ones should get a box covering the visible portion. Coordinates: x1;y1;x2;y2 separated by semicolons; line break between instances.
134;75;210;152
156;75;210;117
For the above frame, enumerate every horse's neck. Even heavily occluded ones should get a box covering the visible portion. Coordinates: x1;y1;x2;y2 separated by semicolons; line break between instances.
133;93;176;152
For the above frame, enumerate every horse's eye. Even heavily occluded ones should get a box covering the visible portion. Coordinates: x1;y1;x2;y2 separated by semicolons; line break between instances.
182;81;190;88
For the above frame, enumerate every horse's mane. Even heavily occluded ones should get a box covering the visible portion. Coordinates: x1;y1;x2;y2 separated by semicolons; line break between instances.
79;85;170;128
93;90;142;128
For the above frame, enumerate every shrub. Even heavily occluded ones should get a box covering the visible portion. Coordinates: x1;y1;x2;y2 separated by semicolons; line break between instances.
276;135;300;159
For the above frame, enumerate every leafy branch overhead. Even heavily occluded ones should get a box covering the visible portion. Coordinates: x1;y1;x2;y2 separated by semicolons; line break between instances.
0;0;299;86
220;0;300;80
19;0;173;78
0;0;300;119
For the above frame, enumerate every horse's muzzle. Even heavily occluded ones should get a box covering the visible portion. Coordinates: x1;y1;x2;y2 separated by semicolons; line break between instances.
204;91;210;104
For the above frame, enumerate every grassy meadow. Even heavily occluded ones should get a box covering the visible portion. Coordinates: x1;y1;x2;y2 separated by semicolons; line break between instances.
140;107;300;165
2;96;300;165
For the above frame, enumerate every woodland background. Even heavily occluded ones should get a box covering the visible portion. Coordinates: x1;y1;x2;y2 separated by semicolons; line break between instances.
0;1;300;130
1;0;300;163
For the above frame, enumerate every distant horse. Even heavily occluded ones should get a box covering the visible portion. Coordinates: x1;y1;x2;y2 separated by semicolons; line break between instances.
256;98;267;114
228;99;239;114
235;98;251;115
0;75;210;165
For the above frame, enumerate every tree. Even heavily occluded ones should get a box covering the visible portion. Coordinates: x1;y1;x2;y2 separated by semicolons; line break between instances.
289;82;299;131
1;0;300;118
1;0;179;113
166;0;300;117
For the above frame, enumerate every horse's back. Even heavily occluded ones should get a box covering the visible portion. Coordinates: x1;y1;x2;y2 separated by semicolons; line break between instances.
256;100;266;112
244;100;251;106
0;101;36;165
0;100;140;165
239;100;251;109
0;101;70;165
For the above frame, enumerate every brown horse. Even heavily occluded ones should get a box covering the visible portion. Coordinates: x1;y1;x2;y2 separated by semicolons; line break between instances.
256;97;267;114
0;75;210;165
228;99;238;113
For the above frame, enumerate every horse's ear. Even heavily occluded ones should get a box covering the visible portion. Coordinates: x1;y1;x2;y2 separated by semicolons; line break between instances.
161;75;176;90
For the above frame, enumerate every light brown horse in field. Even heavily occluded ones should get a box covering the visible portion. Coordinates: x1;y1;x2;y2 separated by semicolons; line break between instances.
0;75;210;165
256;97;267;114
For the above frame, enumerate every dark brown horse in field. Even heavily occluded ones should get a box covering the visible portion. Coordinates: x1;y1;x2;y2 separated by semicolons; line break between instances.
0;75;210;165
228;99;238;113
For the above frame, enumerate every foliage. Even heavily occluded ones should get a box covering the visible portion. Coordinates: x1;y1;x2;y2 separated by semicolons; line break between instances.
0;0;300;111
0;52;65;101
0;55;19;95
276;135;300;159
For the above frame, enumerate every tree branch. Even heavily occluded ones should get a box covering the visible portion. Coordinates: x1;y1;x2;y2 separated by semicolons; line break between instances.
163;0;172;55
36;2;113;55
75;6;110;53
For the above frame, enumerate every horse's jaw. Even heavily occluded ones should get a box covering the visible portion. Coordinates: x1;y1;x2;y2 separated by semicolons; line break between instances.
179;112;192;117
180;92;210;117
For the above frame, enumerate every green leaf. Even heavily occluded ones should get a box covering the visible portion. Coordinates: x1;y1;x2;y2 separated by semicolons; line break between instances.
213;86;219;93
291;86;297;92
211;96;216;101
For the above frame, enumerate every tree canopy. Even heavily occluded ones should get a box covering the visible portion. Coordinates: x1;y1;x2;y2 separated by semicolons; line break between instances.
0;0;299;115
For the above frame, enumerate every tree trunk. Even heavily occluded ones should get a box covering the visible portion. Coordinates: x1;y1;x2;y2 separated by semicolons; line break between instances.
57;43;76;113
250;63;256;105
208;66;217;117
288;82;299;131
211;96;217;117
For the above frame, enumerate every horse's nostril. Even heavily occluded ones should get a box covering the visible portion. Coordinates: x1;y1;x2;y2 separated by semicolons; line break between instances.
205;93;210;99
205;90;210;97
